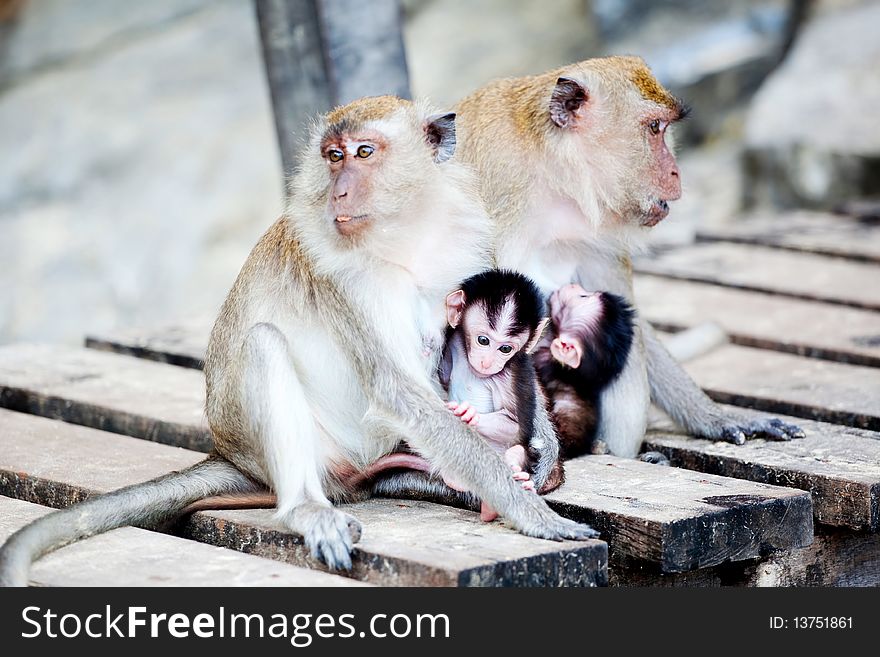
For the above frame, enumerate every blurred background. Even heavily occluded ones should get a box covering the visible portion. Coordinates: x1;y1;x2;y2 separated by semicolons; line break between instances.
0;0;877;346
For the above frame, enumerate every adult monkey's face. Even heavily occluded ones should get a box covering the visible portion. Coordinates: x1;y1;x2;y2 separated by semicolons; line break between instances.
548;56;688;227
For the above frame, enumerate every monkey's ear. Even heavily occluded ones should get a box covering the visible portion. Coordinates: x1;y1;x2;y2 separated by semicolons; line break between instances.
446;289;466;328
550;77;589;129
525;317;551;354
424;112;457;163
550;337;582;368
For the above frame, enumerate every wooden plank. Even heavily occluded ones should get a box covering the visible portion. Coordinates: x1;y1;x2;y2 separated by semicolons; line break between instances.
611;527;880;587
635;275;880;367
696;210;880;264
86;320;211;369
545;456;812;573
0;343;211;451
645;410;880;531
185;503;605;587
0;408;812;576
635;242;880;311
0;409;606;587
666;339;880;431
255;0;409;177
0;497;364;587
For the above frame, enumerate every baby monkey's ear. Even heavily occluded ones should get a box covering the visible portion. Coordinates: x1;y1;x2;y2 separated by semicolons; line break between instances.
525;317;551;354
445;289;467;328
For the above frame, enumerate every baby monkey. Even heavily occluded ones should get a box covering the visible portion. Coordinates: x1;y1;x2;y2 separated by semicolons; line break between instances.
534;284;635;459
369;269;550;521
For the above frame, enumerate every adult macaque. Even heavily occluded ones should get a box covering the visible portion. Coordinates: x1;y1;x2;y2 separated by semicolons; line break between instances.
453;56;804;457
0;96;595;586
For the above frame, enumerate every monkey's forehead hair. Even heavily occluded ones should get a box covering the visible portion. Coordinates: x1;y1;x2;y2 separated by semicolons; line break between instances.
576;56;686;116
460;269;545;334
323;95;412;139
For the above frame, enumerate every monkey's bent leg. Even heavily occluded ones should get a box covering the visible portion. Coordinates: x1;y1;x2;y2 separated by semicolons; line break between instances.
240;323;362;570
641;320;804;443
0;457;257;587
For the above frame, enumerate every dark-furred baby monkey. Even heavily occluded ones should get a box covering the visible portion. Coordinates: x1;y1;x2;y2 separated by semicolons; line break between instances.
534;283;635;459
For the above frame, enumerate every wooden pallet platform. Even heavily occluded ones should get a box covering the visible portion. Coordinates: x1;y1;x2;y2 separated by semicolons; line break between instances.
0;343;211;450
635;242;880;311
0;409;606;587
0;407;813;582
645;411;880;532
695;210;880;264
636;275;880;367
665;338;880;431
0;497;366;587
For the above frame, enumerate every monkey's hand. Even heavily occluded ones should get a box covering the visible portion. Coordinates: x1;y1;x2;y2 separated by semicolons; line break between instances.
697;408;806;445
507;493;600;541
447;400;479;426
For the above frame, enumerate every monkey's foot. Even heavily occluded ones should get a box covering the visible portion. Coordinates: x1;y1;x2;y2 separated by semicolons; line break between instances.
639;451;670;466
711;415;806;445
289;502;362;571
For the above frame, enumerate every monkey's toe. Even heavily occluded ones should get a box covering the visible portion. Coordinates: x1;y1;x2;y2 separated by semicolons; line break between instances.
638;451;670;466
745;417;805;441
720;426;747;446
300;506;360;571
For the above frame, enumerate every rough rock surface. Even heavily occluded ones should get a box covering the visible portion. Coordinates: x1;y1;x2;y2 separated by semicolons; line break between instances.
743;2;880;208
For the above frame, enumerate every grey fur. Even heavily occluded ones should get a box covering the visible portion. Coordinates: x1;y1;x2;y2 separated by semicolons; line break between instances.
642;320;805;443
0;457;258;587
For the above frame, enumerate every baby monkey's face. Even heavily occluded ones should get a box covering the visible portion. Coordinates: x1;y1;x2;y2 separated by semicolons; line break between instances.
462;304;530;377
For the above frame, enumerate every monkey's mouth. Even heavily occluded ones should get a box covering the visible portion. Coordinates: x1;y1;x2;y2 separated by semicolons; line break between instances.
335;214;371;236
643;200;670;227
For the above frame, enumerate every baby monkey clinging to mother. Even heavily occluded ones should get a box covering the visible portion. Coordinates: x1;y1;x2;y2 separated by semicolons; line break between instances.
367;269;551;521
369;270;636;519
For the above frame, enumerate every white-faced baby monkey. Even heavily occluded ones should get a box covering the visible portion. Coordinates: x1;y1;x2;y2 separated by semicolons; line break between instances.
533;283;636;460
366;269;554;520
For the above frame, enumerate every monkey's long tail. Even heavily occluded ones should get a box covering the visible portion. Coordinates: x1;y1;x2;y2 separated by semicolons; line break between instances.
0;456;259;587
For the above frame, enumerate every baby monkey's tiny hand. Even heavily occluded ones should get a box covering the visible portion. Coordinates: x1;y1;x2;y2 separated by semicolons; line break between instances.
447;400;479;426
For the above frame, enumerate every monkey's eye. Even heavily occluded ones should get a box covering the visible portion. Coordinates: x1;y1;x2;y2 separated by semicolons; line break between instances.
327;149;344;163
356;145;374;158
499;345;513;354
477;336;490;346
648;119;661;135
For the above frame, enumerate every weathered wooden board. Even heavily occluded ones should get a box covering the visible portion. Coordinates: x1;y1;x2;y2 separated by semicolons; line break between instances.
636;275;880;368
0;343;211;451
635;242;880;311
0;410;606;587
665;339;880;431
86;319;211;369
0;408;812;578
645;410;880;532
184;503;605;587
545;455;812;573
696;210;880;264
611;527;880;587
0;497;364;587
